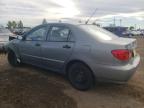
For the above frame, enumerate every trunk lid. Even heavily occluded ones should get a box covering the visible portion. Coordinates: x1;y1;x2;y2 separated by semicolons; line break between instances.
105;37;137;50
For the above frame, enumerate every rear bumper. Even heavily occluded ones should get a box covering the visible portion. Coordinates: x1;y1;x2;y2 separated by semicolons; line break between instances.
92;55;140;83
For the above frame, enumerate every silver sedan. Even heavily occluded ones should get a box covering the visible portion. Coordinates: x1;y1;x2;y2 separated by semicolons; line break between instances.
5;23;140;91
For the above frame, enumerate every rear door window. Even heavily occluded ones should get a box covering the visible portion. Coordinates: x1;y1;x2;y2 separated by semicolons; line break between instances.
48;26;70;42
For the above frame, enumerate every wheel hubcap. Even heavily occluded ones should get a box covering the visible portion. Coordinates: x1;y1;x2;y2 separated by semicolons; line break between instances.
74;70;86;84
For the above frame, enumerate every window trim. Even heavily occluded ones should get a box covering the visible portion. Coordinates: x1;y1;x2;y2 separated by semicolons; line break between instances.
23;25;49;41
47;25;73;42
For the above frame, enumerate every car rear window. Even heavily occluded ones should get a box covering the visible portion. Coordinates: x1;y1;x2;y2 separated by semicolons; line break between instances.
79;25;118;40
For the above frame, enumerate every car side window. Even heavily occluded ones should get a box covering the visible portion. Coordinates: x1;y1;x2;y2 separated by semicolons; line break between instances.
26;26;47;41
49;26;70;42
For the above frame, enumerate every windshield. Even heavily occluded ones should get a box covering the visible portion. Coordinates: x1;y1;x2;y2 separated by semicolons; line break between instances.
79;25;118;40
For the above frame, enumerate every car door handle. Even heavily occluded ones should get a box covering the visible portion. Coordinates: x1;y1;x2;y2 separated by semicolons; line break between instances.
35;43;41;47
63;45;71;49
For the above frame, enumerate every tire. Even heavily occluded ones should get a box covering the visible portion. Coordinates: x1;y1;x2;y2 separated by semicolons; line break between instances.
67;62;94;91
8;51;20;67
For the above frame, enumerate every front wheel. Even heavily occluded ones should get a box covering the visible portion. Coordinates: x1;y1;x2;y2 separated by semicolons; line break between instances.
8;51;20;67
67;62;94;91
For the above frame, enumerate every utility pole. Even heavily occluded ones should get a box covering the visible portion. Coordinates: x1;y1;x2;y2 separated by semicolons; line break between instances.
113;17;116;27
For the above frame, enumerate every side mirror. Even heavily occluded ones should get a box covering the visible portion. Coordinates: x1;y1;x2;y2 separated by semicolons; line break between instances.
17;35;23;40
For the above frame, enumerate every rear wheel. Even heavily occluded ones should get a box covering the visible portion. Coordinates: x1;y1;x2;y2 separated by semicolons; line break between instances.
67;62;94;91
8;50;20;67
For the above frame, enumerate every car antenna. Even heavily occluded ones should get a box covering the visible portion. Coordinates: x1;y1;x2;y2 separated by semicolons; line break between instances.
85;8;98;24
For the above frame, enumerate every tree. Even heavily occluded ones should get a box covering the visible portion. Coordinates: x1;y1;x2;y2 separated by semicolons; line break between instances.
12;21;17;29
129;26;134;30
7;21;12;30
42;19;47;24
7;20;25;30
17;20;23;29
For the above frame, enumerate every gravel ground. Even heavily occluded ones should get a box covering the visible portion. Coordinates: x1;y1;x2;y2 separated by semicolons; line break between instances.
0;56;77;108
0;37;143;108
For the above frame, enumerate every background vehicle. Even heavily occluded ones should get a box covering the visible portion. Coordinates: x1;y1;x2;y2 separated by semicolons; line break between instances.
13;28;31;36
140;30;144;36
0;28;14;51
5;23;140;90
122;31;133;36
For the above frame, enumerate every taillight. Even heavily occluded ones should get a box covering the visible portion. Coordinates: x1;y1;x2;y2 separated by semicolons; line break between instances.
111;49;132;61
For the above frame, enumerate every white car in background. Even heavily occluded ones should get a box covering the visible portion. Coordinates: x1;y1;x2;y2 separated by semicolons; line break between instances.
132;30;141;36
140;31;144;36
0;28;14;51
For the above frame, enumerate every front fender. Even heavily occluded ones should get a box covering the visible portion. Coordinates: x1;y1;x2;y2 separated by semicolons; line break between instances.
5;40;20;59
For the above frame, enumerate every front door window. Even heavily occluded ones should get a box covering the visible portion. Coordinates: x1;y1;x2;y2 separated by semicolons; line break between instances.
26;26;47;41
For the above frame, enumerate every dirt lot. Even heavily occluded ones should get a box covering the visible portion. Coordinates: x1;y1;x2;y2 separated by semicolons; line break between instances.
0;37;144;108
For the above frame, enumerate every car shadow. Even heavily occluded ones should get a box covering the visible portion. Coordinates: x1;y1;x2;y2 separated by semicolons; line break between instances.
17;63;69;85
15;63;129;91
6;62;144;105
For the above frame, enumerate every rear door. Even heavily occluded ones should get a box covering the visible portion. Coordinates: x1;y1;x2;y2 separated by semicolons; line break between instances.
41;25;74;71
19;25;48;65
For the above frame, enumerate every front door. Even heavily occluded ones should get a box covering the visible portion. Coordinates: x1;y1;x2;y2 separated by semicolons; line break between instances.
19;25;48;65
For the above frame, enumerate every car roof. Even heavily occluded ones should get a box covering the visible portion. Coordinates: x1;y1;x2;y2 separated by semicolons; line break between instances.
40;23;76;26
39;23;95;27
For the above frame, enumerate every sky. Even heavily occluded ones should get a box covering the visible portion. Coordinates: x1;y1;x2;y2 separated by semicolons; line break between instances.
0;0;144;28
